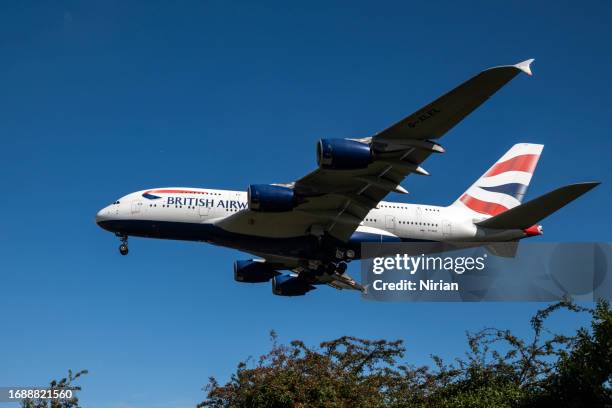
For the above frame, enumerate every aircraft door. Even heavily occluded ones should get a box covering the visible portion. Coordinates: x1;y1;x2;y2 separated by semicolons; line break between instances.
442;220;452;237
199;205;210;217
385;215;396;232
131;199;143;215
234;192;245;211
415;206;423;220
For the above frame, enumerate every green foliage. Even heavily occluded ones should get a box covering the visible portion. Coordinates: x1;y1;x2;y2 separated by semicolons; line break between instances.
199;300;612;408
24;300;611;407
531;300;612;407
20;369;88;408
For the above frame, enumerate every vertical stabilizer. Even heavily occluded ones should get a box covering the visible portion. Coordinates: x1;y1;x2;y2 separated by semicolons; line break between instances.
452;143;544;217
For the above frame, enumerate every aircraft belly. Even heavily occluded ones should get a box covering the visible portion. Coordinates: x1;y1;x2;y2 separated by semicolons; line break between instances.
97;219;319;258
99;218;447;262
214;211;319;239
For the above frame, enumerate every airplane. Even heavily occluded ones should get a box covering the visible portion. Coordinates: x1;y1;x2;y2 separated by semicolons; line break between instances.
95;58;599;296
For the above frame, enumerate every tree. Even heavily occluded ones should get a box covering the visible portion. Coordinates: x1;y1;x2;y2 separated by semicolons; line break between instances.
21;369;88;408
533;300;612;407
22;300;611;407
199;300;612;408
198;330;423;408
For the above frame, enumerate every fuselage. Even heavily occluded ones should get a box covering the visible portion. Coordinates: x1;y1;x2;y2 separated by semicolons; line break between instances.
96;187;537;260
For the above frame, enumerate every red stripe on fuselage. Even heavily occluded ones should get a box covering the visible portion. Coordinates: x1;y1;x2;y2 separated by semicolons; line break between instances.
146;189;208;195
459;194;508;216
485;154;539;177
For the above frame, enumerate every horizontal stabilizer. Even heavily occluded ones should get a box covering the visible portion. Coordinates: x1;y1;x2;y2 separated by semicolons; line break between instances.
485;242;519;258
476;182;600;229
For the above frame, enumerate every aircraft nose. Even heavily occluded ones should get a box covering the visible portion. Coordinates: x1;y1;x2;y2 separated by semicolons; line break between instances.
96;205;122;233
95;209;105;225
95;207;111;226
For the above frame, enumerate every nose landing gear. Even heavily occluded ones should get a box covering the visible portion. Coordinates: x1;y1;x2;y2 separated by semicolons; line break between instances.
117;234;129;256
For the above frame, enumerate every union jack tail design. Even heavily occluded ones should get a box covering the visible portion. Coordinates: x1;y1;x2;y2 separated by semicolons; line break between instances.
452;143;544;217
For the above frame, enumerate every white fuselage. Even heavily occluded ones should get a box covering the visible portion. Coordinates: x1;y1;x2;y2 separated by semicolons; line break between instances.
96;187;531;250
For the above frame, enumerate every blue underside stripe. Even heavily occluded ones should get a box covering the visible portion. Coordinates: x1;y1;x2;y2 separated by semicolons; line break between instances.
97;219;435;260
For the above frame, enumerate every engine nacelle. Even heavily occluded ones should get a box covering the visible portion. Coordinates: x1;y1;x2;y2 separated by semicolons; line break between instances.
272;274;316;296
234;260;279;283
317;138;372;170
247;184;296;212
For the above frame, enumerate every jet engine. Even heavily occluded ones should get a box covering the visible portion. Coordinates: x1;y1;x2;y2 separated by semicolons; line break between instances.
234;260;279;283
317;138;372;170
247;184;296;212
272;274;316;296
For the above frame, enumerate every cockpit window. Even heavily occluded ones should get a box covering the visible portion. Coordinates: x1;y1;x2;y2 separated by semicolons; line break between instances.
111;201;120;205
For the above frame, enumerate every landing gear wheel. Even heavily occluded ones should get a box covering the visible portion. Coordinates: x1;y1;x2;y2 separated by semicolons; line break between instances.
117;234;129;255
119;244;129;255
345;249;355;260
336;262;347;274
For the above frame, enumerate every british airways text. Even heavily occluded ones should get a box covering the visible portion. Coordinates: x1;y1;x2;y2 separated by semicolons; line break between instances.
166;197;247;210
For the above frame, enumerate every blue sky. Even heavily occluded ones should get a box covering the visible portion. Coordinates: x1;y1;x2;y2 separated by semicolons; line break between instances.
0;1;610;407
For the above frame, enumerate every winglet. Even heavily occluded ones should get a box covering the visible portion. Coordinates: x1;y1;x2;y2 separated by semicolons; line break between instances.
514;58;535;76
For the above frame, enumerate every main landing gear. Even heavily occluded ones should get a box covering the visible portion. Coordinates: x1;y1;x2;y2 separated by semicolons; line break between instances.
310;261;347;278
117;234;129;256
331;248;354;275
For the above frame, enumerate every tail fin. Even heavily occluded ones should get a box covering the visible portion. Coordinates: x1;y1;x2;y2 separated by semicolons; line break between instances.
452;143;544;217
476;182;600;229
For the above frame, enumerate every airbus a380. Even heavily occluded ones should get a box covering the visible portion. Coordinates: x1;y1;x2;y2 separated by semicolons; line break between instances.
96;59;598;296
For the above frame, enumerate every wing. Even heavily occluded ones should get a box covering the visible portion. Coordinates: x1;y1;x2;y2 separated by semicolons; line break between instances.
372;59;534;144
217;59;535;243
